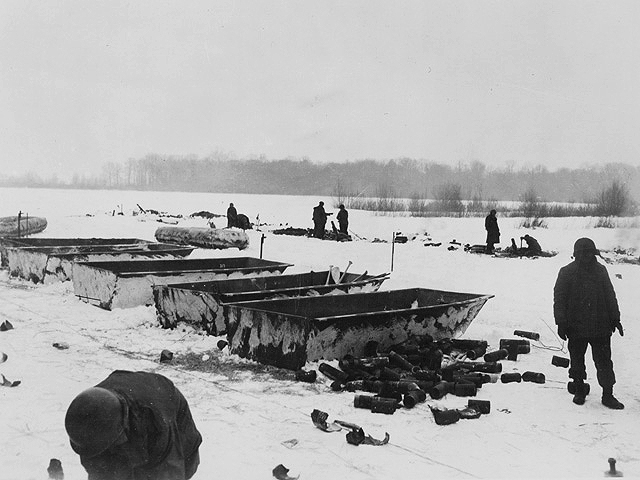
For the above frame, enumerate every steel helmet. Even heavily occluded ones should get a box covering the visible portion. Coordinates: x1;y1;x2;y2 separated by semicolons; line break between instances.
573;237;599;256
65;387;124;458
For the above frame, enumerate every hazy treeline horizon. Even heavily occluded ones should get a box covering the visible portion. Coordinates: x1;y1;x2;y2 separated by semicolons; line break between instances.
2;155;639;204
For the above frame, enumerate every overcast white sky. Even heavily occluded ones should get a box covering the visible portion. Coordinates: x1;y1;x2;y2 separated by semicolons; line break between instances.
1;1;639;178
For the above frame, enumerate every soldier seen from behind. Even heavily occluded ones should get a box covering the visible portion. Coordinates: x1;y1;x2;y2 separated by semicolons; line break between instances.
226;202;238;228
312;201;332;239
65;370;202;480
553;238;625;409
484;209;500;254
337;204;349;234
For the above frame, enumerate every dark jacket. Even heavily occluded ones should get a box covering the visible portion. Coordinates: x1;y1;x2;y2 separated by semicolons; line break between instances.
553;260;620;338
485;214;500;244
227;206;238;227
79;371;202;480
313;205;328;225
523;236;542;253
336;208;348;225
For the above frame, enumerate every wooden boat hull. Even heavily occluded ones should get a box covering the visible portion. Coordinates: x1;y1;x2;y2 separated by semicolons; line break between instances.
155;226;249;250
0;216;47;237
6;242;194;283
153;271;388;335
73;257;293;310
225;288;494;370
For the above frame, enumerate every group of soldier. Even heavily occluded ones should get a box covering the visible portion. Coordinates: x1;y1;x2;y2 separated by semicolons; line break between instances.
60;206;624;480
312;201;349;239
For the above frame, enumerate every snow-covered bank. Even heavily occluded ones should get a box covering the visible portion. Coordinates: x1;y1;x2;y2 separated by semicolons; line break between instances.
1;188;639;479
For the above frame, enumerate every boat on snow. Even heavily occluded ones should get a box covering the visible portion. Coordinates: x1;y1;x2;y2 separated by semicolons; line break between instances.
155;226;249;250
225;288;494;370
73;257;293;310
0;237;151;267
153;270;390;335
0;216;47;237
5;241;194;283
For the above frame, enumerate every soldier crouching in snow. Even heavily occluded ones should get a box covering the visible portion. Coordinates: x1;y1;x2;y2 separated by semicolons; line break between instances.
65;370;202;480
553;238;625;409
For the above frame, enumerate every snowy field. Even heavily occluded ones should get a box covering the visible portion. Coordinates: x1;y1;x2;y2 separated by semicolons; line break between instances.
1;187;639;480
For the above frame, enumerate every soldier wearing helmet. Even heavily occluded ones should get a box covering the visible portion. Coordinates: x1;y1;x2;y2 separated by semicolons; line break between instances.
65;371;202;479
553;238;624;409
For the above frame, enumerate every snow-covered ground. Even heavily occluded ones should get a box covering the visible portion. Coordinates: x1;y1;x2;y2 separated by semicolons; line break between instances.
1;187;639;480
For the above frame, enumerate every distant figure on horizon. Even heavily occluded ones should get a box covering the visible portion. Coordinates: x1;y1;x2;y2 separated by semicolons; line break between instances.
337;204;349;234
312;201;332;239
553;237;624;409
227;203;237;228
521;234;542;255
485;209;500;254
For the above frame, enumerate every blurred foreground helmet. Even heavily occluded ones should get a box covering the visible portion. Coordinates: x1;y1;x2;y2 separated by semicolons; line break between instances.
65;387;124;458
573;237;599;257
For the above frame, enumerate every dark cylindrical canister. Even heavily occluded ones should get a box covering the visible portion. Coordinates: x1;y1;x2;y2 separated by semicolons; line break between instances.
552;355;570;368
378;366;401;381
453;381;477;397
389;351;415;371
471;362;503;374
295;369;317;383
370;398;398;414
467;399;491;414
354;394;375;409
499;339;531;354
459;374;484;388
381;380;420;394
484;349;509;362
361;380;383;393
522;371;546;384
513;330;541;341
429;381;454;399
319;363;349;383
344;380;364;392
501;372;522;383
466;344;488;360
403;389;427;408
330;380;344;392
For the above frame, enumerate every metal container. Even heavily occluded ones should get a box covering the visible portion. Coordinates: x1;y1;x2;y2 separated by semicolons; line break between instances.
6;240;194;283
153;270;388;335
225;288;494;370
73;257;292;310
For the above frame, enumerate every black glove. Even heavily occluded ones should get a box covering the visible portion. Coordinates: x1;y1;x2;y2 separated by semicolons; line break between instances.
557;324;567;341
613;322;624;337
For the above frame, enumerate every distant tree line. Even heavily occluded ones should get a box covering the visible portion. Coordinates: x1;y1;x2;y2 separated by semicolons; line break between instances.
1;154;638;207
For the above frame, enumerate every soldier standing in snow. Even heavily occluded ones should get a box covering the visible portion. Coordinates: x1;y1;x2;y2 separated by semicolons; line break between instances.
336;204;349;234
484;209;500;254
553;238;625;409
226;203;238;228
312;201;331;239
65;370;202;479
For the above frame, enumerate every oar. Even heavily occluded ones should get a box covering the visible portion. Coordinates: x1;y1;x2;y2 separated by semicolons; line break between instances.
338;260;353;283
350;270;368;283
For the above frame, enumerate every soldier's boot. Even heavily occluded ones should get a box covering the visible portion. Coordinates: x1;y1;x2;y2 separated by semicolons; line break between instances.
601;387;624;410
572;381;587;405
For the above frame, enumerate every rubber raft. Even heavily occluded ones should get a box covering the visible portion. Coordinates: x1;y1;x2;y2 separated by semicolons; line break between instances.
0;216;47;237
155;226;249;250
